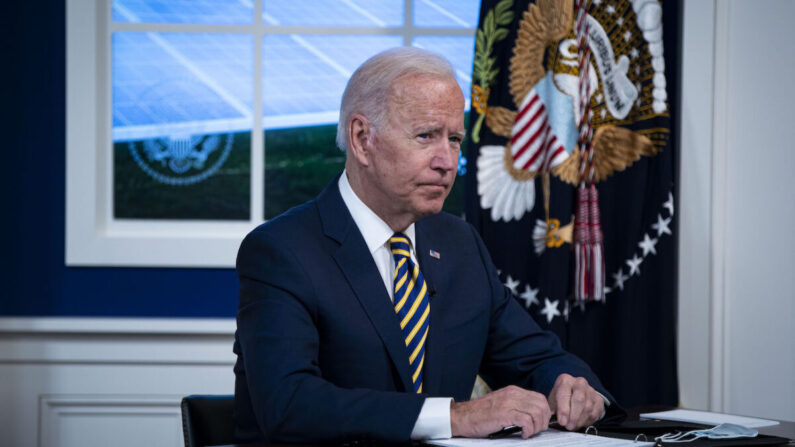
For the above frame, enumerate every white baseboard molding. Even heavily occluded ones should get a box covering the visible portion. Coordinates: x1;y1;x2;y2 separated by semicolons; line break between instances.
0;317;236;335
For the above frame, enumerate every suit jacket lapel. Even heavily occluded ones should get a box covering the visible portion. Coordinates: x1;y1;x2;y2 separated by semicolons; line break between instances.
316;177;414;393
415;221;446;396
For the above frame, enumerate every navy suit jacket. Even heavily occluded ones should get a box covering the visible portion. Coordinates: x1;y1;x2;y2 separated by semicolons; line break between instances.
233;176;618;443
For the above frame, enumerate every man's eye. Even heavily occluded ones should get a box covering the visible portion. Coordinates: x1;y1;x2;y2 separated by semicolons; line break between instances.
417;133;431;140
449;136;463;145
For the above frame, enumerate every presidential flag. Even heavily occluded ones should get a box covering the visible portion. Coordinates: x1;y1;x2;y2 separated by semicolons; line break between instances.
465;0;679;407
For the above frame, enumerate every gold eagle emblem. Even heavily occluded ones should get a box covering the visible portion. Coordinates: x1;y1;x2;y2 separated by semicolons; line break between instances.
474;0;670;248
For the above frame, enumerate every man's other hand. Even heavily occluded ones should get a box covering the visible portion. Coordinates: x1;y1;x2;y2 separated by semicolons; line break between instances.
547;373;603;431
450;385;552;439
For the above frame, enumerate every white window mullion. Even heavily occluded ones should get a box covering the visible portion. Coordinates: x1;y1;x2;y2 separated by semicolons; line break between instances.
403;0;413;46
110;22;255;34
100;0;114;232
261;26;408;35
252;2;265;223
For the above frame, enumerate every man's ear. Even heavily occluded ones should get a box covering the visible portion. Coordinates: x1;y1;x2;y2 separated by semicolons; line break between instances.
348;114;373;167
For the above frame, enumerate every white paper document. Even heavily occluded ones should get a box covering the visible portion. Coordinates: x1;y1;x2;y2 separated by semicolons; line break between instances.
640;409;779;428
426;429;653;447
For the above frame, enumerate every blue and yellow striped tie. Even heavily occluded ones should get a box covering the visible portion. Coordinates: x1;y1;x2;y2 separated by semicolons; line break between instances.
389;233;430;394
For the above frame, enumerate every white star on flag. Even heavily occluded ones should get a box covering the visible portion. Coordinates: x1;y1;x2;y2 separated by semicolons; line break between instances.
519;284;540;308
652;214;672;236
663;192;675;216
624;30;633;41
540;298;561;323
606;4;616;14
613;269;629;290
639;233;659;256
630;48;639;59
504;275;520;295
626;254;643;276
616;16;624;26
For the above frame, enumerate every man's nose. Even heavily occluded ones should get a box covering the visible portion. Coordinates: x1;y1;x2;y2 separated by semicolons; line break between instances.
430;142;457;172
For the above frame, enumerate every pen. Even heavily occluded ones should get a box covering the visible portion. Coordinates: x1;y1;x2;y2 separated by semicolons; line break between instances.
487;415;559;439
488;425;521;439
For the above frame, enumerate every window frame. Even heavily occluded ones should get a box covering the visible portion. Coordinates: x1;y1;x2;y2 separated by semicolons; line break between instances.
66;0;475;267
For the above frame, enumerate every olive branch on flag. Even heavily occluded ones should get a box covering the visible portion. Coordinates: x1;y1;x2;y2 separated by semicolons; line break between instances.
471;0;513;143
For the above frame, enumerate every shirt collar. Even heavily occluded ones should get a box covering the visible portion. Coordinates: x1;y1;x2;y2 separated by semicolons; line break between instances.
338;170;416;255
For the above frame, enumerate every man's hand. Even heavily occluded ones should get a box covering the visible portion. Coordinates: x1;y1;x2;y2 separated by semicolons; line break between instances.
547;374;604;431
450;385;552;439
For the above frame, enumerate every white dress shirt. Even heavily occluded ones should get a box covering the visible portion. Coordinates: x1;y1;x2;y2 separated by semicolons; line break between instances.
338;172;453;440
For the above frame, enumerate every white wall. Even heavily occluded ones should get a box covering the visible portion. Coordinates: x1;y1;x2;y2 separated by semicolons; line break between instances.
678;0;795;421
0;318;236;447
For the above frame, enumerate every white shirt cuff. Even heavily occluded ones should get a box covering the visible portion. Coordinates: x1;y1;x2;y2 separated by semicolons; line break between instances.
595;391;609;420
410;397;453;440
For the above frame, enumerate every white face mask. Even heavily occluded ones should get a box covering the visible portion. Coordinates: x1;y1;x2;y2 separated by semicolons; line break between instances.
655;423;758;443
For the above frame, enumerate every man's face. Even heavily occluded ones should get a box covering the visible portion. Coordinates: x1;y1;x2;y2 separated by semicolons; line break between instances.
362;74;465;229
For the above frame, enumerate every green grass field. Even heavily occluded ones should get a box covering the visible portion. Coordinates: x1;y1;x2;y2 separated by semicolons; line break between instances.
114;123;465;221
264;124;464;219
264;124;345;218
114;131;251;220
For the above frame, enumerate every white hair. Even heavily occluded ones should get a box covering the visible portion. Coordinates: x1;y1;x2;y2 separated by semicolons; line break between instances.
335;47;457;151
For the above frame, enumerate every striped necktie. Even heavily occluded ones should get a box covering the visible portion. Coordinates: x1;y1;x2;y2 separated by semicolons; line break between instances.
389;233;430;394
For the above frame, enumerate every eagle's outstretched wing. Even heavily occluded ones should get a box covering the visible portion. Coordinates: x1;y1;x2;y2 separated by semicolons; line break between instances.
485;106;515;138
552;125;659;185
508;0;573;107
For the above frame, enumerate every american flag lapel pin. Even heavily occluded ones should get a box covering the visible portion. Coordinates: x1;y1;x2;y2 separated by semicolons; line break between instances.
429;249;440;259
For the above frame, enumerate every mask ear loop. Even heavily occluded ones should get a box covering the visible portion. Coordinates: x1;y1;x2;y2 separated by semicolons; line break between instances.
655;429;707;443
656;430;682;442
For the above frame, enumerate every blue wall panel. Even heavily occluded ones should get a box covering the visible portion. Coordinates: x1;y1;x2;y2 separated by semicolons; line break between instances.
1;1;238;317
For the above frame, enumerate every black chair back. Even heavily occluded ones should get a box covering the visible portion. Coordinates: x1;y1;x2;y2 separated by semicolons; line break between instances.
181;394;239;447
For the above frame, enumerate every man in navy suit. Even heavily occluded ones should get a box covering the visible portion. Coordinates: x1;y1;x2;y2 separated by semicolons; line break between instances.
234;47;620;444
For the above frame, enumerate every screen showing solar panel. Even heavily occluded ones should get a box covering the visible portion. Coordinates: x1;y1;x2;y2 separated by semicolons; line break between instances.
412;35;476;108
112;32;252;220
262;34;402;219
113;0;253;24
263;0;402;27
413;0;480;28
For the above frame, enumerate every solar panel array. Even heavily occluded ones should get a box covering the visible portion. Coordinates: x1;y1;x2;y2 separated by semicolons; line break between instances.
113;0;253;24
264;0;402;27
113;33;253;136
262;34;404;129
111;0;479;141
413;35;476;98
414;0;479;27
